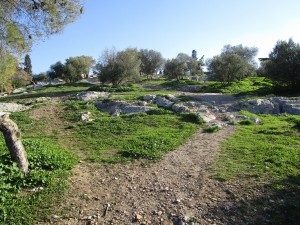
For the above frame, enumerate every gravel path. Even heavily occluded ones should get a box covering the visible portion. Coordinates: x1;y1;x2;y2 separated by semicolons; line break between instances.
44;126;236;225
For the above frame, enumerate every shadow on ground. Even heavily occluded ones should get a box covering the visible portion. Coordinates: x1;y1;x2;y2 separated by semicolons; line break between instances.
207;175;300;225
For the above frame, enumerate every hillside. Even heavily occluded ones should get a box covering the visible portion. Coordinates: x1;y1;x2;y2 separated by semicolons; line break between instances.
0;78;299;225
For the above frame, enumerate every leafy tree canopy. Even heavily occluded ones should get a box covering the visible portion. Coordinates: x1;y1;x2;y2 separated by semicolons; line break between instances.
207;44;258;84
0;0;85;55
139;49;164;79
96;48;141;86
64;55;95;83
264;38;300;89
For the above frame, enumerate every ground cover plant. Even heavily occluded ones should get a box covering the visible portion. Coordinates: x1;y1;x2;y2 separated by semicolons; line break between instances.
63;101;199;162
211;111;300;224
0;111;78;225
159;77;274;96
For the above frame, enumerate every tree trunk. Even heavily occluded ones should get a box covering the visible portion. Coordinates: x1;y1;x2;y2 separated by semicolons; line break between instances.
0;114;29;173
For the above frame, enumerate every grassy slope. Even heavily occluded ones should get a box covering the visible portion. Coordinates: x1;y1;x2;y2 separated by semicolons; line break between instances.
0;83;200;224
1;79;300;224
211;112;300;224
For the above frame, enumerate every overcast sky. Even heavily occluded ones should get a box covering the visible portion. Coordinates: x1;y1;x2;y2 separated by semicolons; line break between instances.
30;0;300;74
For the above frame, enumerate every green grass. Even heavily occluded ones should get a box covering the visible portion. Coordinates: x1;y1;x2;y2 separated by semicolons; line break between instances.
0;110;78;224
211;112;300;224
211;112;300;183
0;138;77;225
63;102;199;162
203;125;221;133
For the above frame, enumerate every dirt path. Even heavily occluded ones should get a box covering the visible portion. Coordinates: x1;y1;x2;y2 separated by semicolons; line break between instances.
45;125;236;225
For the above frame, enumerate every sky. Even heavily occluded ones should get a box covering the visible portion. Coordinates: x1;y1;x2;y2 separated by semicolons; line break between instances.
30;0;300;74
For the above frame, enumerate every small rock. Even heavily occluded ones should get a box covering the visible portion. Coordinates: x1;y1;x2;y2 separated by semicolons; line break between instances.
52;215;60;219
134;213;143;221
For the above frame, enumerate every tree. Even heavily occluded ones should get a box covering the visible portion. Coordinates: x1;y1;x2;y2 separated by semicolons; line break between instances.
164;58;186;81
192;50;198;59
49;61;65;79
0;49;18;92
207;44;258;83
207;53;250;84
139;49;164;79
0;0;85;56
222;44;258;67
0;0;85;91
12;70;32;87
264;38;300;89
0;114;28;173
96;48;141;86
24;54;32;76
63;55;95;83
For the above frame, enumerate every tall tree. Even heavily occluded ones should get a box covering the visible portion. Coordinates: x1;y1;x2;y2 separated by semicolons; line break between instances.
139;49;164;79
264;38;300;89
24;54;32;76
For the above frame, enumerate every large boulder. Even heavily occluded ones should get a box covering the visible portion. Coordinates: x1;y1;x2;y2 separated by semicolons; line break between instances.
0;103;31;113
94;100;154;116
272;97;300;115
154;96;174;109
171;104;190;113
77;91;110;101
238;99;279;114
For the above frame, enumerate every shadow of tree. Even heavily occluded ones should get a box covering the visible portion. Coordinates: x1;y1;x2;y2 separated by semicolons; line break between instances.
206;175;300;225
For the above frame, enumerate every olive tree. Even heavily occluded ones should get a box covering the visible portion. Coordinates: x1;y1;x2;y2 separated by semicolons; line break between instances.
64;55;95;83
207;44;258;83
96;48;141;86
164;58;186;81
264;38;300;89
139;49;164;79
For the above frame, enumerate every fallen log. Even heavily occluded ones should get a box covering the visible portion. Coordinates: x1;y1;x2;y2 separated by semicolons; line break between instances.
0;113;28;173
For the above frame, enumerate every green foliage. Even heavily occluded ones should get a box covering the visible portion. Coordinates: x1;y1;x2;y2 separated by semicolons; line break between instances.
264;38;300;90
180;112;204;124
211;113;300;183
63;55;95;83
238;119;255;125
87;85;137;92
0;0;85;55
63;104;198;162
0;50;18;92
48;61;65;80
203;125;221;133
24;54;32;76
139;49;164;79
164;58;186;81
96;48;141;86
0;138;77;224
161;79;201;88
207;44;257;84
